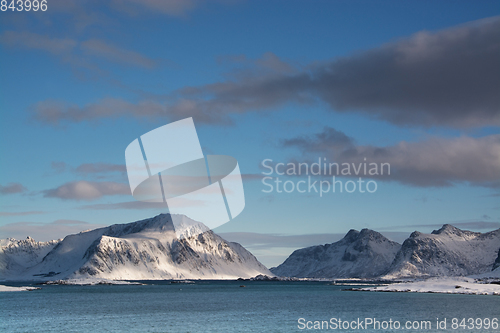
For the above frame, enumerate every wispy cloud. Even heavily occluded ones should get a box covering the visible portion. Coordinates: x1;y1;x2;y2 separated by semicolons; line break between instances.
51;161;126;177
218;232;346;250
75;163;126;175
80;201;168;210
0;31;77;55
282;127;354;152
0;31;158;71
0;219;106;241
53;0;205;18
110;0;201;17
378;220;500;232
43;181;130;201
28;16;500;128
0;183;27;195
4;0;224;36
32;98;166;125
79;197;203;210
0;211;46;217
80;39;157;68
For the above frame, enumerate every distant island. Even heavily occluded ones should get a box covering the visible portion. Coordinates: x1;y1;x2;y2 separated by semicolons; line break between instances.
1;214;499;295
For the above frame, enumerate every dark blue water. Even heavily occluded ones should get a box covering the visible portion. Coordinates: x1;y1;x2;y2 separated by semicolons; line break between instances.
1;281;499;332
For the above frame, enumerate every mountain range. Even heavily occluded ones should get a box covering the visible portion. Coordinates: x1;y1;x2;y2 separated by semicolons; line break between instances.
2;215;499;282
271;224;500;279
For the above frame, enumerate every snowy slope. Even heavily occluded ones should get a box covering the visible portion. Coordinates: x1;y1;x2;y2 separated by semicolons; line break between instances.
0;285;41;292
356;276;500;295
384;225;500;279
271;229;400;278
0;237;60;280
272;224;500;280
0;214;271;281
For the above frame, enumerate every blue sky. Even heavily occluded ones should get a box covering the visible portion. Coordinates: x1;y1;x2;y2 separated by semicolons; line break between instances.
1;1;499;267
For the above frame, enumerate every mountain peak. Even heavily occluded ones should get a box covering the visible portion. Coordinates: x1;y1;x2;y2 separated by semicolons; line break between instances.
272;227;400;278
104;213;211;239
105;213;175;237
409;231;422;238
344;229;360;242
386;225;500;279
342;228;387;243
359;228;381;238
431;224;461;235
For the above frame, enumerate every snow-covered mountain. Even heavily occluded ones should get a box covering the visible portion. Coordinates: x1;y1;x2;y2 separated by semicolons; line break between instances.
271;229;400;278
272;225;500;279
0;237;61;279
385;224;500;279
0;214;272;281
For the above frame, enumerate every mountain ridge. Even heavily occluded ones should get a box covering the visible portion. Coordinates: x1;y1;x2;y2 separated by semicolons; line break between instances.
385;225;500;279
0;214;271;281
271;225;500;279
271;228;400;278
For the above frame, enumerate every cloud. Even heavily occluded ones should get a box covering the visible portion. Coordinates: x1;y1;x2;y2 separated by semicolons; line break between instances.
50;161;68;174
449;221;500;230
28;17;500;128
0;183;27;195
282;127;354;152
0;31;158;70
32;98;166;125
80;201;168;210
79;197;204;210
311;16;500;127
30;72;310;126
80;39;157;68
216;52;296;75
0;219;106;242
0;31;77;55
75;162;126;175
43;181;130;201
218;232;346;250
41;0;199;16
281;127;500;188
110;0;200;17
379;220;500;232
8;0;206;35
50;162;126;177
0;211;46;217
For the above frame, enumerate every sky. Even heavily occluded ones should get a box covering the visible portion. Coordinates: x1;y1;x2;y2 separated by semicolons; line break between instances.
1;0;499;267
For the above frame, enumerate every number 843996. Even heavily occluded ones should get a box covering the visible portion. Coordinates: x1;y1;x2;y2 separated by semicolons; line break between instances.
1;0;47;11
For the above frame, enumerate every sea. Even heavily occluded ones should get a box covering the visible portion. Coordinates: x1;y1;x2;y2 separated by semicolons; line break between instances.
1;280;499;332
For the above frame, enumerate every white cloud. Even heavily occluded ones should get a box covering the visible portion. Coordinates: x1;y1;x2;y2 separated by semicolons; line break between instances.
43;181;130;201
